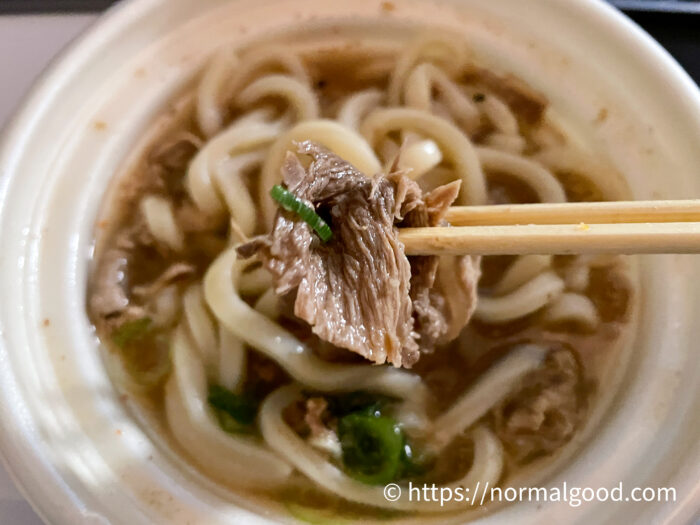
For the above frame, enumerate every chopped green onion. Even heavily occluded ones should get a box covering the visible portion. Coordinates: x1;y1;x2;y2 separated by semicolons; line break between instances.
208;384;258;431
215;410;255;435
338;412;404;485
270;184;333;242
307;391;429;484
112;317;153;348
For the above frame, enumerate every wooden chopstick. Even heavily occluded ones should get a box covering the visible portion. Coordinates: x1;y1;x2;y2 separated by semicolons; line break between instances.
399;222;700;256
444;200;700;226
398;200;700;256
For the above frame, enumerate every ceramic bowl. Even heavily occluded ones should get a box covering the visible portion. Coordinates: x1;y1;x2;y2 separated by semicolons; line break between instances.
0;0;698;523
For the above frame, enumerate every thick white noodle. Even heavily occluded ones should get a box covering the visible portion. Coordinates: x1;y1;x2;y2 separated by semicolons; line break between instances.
494;255;553;295
259;120;382;224
397;139;443;180
476;146;566;203
430;344;547;452
543;292;600;331
217;148;266;181
182;283;218;377
361;108;487;205
388;34;468;105
260;384;503;511
254;288;279;319
203;248;426;402
186;113;286;232
218;325;246;393
213;149;266;236
236;74;320;121
337;89;383;131
479;92;519;136
475;149;565;320
475;271;565;323
483;132;526;154
140;195;184;251
165;326;292;487
223;46;310;103
237;265;273;296
534;146;623;199
196;47;236;137
403;62;480;132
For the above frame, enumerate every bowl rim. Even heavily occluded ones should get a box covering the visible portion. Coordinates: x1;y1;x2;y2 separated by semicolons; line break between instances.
0;4;162;523
0;0;699;524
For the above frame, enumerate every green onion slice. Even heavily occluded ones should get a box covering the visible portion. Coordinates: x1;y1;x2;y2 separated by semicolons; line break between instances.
112;317;153;348
270;185;332;242
338;412;404;485
207;384;259;429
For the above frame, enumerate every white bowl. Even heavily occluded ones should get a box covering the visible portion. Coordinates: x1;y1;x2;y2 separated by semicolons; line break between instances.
0;0;699;523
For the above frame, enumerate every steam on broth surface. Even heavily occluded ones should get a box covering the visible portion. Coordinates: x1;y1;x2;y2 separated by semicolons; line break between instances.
87;29;636;519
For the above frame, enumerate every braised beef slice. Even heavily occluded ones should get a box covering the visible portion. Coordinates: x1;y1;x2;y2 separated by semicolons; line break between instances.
148;131;202;172
492;347;587;463
238;141;472;368
304;397;332;439
394;176;464;352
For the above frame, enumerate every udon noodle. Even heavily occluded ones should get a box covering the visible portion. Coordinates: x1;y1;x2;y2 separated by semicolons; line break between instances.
88;30;636;520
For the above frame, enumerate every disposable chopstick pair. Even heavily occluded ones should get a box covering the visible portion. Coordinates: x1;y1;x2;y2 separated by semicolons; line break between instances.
398;200;700;256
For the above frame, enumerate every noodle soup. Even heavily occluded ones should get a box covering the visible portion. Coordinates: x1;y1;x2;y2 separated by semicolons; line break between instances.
87;29;637;520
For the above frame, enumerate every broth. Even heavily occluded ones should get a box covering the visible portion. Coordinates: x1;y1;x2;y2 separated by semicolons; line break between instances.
88;30;636;520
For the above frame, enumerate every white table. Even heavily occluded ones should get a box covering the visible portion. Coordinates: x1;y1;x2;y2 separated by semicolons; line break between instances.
0;14;98;523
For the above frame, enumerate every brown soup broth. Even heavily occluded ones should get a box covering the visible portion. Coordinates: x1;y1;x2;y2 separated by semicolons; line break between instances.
87;40;637;518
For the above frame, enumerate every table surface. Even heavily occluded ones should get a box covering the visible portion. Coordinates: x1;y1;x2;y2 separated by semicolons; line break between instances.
0;7;698;525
